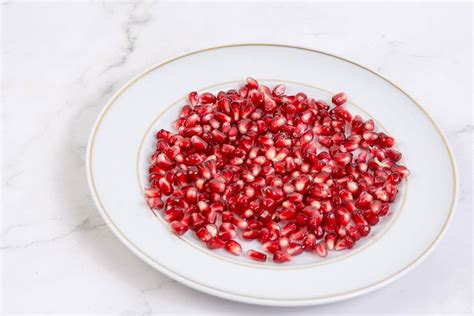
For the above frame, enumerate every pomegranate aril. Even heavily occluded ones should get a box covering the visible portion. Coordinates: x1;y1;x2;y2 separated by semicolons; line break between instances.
325;233;336;250
314;241;328;257
358;225;371;237
196;227;212;242
189;213;205;230
262;241;280;254
170;221;188;235
348;226;361;241
291;227;308;241
273;251;291;263
199;92;216;104
246;77;259;89
146;197;164;209
335;207;351;225
247;249;267;262
225;240;243;256
272;84;286;96
206;237;225;249
242;229;259;240
332;92;347;106
187;92;198;107
208;179;226;193
334;236;354;251
357;191;373;209
164;208;184;222
387;149;402;162
287;242;304;256
220;222;235;232
364;212;379;225
219;229;237;241
392;165;410;178
303;233;316;250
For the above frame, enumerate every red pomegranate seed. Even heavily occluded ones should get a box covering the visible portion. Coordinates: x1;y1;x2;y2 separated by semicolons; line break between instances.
332;92;347;106
335;207;351;225
291;227;308;241
206;237;225;249
188;92;198;107
208;179;226;193
358;225;371;237
273;251;291;263
199;92;216;104
303;233;316;250
242;230;259;240
272;84;286;96
146;80;409;263
146;197;164;209
314;241;328;257
164;208;184;222
262;241;280;254
247;249;267;262
225;240;243;256
334;236;354;251
205;223;218;237
287;242;304;256
325;233;336;250
196;227;212;242
278;237;290;249
170;221;188;235
246;77;259;89
348;226;361;241
219;230;237;241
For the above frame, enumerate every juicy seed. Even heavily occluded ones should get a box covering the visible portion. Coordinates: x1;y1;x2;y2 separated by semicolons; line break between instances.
247;249;267;262
273;251;291;263
170;221;188;235
314;241;328;257
225;240;243;256
332;92;347;106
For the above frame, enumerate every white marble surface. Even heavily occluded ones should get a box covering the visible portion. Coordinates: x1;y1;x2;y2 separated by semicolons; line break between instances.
2;1;472;314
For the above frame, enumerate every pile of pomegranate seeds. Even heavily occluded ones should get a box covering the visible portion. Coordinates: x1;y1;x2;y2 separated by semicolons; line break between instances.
145;78;409;263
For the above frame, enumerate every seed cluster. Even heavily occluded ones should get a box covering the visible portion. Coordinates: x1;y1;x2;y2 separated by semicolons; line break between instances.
145;78;409;263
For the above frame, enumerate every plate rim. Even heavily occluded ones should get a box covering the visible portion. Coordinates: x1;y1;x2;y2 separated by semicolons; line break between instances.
85;43;459;306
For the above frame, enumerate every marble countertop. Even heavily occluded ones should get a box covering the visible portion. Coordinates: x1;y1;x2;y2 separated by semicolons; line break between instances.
2;1;472;314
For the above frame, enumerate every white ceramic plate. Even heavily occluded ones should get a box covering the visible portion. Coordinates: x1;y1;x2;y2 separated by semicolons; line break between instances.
86;44;458;306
